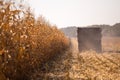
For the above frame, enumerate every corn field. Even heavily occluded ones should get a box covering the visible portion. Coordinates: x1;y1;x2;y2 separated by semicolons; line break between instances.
0;0;120;80
0;0;69;80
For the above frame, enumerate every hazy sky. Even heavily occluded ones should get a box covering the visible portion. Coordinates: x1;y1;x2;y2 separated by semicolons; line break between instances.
29;0;120;28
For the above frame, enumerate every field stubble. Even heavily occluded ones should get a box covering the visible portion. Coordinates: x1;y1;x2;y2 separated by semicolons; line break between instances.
70;37;120;80
35;37;120;80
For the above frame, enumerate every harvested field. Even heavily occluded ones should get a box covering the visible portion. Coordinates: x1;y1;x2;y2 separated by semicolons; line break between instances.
71;52;120;80
102;37;120;52
31;37;120;80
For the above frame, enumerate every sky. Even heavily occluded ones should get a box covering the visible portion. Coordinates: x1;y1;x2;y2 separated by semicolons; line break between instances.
29;0;120;28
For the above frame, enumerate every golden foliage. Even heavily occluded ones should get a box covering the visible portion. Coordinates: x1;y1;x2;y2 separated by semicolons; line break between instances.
0;0;69;80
